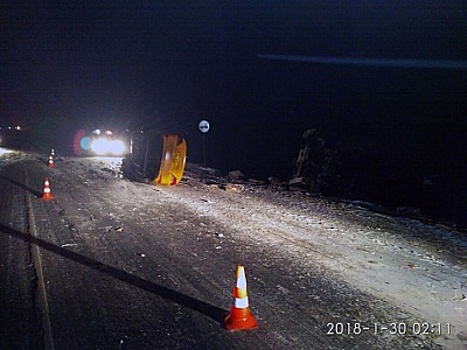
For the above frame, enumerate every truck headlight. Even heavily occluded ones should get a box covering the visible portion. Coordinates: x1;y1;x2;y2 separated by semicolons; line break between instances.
90;138;126;156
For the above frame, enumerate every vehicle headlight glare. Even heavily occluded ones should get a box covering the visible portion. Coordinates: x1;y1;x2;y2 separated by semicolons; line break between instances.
110;140;125;155
90;138;126;156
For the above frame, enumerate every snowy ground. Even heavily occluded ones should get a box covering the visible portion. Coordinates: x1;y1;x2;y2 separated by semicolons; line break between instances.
0;149;466;349
170;165;467;349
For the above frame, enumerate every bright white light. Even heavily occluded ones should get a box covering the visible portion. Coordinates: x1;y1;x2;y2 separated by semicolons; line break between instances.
91;139;107;154
90;138;126;155
109;140;125;155
0;148;13;155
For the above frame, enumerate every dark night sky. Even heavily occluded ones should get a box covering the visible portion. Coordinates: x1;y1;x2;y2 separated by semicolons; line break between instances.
1;2;466;187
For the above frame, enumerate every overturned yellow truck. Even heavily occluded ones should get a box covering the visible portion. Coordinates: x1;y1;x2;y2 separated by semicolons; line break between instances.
122;132;187;186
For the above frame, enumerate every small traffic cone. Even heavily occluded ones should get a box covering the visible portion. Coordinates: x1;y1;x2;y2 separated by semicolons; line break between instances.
41;177;55;200
50;148;55;157
48;155;55;168
224;265;258;331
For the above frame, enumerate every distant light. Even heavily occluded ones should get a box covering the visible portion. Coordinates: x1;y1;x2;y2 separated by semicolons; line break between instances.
110;140;125;154
105;130;113;135
93;129;101;135
91;139;107;154
90;138;126;156
15;125;21;131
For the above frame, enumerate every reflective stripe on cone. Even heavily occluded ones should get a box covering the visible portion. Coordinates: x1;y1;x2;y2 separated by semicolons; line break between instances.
224;265;258;331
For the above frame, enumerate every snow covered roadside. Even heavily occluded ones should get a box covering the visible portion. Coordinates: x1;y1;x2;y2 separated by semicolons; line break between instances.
0;148;36;167
155;169;467;350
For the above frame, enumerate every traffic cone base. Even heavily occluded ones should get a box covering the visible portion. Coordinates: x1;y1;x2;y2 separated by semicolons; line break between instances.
224;306;258;330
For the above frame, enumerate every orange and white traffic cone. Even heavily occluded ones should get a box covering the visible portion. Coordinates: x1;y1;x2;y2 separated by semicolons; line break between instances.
41;177;55;200
224;265;258;331
48;155;55;168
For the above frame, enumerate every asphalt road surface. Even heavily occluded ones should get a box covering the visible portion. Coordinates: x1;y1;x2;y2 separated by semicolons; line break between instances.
0;149;465;349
